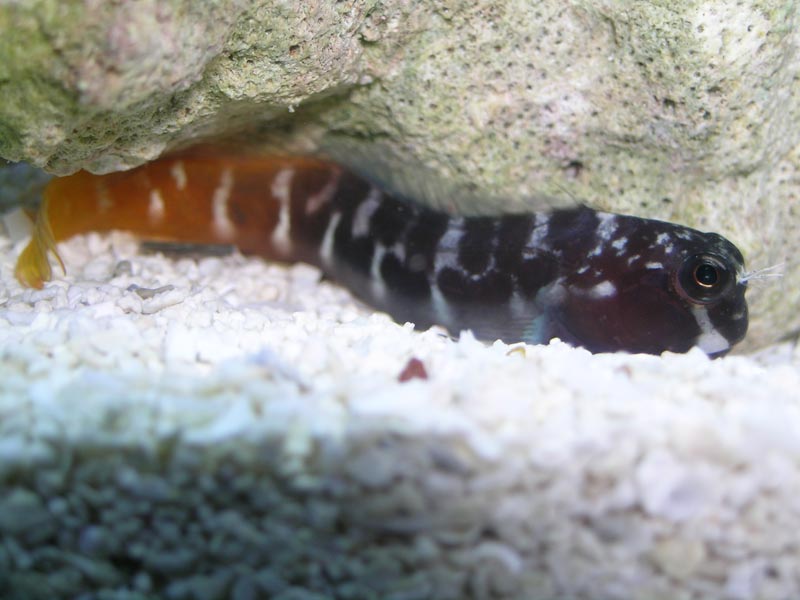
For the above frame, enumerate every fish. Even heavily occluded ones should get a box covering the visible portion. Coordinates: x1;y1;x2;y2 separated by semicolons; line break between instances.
13;152;749;356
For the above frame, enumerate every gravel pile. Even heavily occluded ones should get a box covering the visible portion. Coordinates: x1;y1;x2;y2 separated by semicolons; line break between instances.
1;228;799;599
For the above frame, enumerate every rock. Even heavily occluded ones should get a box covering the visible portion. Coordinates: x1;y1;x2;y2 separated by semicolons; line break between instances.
0;488;54;537
0;1;797;347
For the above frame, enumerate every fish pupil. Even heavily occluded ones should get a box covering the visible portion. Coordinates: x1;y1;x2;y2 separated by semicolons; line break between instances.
694;262;719;287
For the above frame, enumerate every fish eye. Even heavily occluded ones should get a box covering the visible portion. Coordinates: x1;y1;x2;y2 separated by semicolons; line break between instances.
676;254;733;304
693;262;719;287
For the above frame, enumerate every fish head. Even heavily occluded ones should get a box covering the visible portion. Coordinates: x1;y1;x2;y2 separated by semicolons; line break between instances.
547;217;749;356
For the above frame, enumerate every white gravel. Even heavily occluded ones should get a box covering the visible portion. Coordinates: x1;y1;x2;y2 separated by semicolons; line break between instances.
1;226;799;599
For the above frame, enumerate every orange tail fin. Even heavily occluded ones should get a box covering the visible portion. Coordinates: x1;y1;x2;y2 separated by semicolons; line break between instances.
15;194;65;289
14;154;341;288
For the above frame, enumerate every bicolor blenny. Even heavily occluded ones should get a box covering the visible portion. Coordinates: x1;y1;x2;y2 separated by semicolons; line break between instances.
15;153;749;356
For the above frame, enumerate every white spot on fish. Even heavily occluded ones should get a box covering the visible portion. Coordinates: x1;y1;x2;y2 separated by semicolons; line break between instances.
370;244;387;300
271;168;295;253
170;160;188;191
319;212;341;266
588;280;617;298
212;167;236;240
588;242;605;257
434;218;465;274
577;264;590;274
596;213;619;241
306;170;341;214
95;179;113;213
525;213;550;252
148;189;165;223
611;237;628;254
644;262;663;269
627;254;641;266
351;188;382;238
692;306;730;355
650;232;679;253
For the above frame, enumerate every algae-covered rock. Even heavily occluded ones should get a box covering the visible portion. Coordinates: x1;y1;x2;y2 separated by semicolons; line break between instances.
0;0;798;348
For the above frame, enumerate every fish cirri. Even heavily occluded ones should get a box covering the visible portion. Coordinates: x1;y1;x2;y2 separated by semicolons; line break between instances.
15;153;749;356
